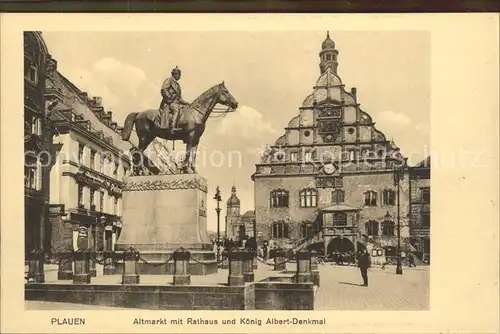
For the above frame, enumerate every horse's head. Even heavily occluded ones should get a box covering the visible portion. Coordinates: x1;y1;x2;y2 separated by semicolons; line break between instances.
216;81;239;111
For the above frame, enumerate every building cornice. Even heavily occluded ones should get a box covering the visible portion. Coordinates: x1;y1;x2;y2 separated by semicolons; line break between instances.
53;118;131;164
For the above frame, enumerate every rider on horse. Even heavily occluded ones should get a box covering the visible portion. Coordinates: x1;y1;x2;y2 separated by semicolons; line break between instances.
158;66;190;135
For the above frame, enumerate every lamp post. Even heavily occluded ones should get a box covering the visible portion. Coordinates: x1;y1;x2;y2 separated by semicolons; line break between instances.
393;158;407;275
213;186;222;263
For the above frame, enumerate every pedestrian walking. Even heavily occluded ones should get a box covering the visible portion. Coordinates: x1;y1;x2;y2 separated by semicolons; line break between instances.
408;254;416;268
358;248;371;287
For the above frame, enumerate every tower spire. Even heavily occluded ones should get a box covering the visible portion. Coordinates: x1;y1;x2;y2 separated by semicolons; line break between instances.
319;31;339;74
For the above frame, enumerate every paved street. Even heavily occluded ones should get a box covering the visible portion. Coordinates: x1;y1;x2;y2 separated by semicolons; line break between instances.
25;262;428;310
314;263;429;310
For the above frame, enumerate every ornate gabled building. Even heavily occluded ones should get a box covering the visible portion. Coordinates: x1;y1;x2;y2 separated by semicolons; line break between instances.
252;32;411;261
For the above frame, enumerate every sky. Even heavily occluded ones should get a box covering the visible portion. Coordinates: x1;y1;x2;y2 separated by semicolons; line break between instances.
41;31;430;232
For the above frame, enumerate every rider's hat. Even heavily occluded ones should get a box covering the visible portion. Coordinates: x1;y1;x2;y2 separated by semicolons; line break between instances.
171;66;181;74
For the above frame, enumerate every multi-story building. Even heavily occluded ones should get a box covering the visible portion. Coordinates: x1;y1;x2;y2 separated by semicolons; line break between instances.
252;32;411;261
24;31;51;258
225;186;255;241
409;156;431;263
24;33;169;259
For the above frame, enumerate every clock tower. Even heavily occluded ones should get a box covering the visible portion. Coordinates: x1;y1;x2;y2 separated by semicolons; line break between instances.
225;185;242;241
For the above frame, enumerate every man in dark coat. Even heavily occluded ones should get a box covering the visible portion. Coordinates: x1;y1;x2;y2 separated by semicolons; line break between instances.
158;66;190;134
358;248;371;287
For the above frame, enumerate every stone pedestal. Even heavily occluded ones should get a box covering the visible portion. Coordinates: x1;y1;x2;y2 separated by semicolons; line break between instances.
103;250;116;275
228;250;245;286
295;250;312;284
274;250;286;271
310;250;320;286
89;252;97;277
28;249;45;283
173;249;191;286
57;251;73;280
73;249;91;284
122;248;140;285
115;173;217;275
242;251;254;282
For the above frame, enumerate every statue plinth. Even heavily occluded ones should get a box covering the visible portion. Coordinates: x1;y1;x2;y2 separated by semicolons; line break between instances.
115;173;217;275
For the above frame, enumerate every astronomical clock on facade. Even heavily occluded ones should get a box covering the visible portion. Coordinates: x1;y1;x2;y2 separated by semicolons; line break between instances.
252;32;411;260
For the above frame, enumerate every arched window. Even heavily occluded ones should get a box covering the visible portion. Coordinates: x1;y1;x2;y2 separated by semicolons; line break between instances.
382;189;396;205
270;189;289;208
333;212;347;226
382;220;395;236
364;191;377;206
272;221;289;239
365;220;379;236
332;189;345;204
300;188;317;208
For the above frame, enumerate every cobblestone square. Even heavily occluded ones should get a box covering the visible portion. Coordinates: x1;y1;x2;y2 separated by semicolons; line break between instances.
314;263;429;310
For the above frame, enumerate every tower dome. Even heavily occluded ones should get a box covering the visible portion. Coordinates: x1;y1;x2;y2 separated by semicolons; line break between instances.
319;31;339;75
227;185;240;206
321;31;336;50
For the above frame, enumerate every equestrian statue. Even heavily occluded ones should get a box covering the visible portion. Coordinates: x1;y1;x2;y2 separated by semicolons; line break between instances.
121;66;239;174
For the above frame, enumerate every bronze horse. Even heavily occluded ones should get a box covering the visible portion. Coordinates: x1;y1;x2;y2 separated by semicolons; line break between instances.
121;82;238;173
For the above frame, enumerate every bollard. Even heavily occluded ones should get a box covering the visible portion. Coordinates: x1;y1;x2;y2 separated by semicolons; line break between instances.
227;248;245;286
242;251;254;282
27;249;45;283
310;250;320;286
57;250;73;280
273;249;286;271
73;249;91;284
122;248;140;284
295;249;312;283
173;248;191;285
103;250;116;275
252;254;258;270
89;251;97;277
310;250;318;271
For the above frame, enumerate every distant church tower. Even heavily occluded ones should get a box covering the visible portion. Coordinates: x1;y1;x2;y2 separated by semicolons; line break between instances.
319;31;339;74
225;185;242;240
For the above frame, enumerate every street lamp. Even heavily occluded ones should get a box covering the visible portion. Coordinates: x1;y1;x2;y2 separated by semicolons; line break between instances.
393;158;407;275
213;186;222;263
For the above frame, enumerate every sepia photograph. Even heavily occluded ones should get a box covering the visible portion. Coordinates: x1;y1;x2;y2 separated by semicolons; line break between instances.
23;30;430;311
1;13;498;334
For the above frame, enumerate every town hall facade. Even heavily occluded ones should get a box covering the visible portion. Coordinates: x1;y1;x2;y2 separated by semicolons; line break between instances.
252;33;413;262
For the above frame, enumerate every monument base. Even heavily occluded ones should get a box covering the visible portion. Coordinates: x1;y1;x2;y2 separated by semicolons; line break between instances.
116;173;216;275
114;250;218;275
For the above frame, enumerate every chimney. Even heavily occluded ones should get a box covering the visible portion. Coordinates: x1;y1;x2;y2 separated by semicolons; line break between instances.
351;87;357;100
107;111;112;118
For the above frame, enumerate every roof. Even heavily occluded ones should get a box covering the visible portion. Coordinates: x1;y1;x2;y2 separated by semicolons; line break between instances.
414;156;431;168
321;204;360;212
241;210;255;218
315;68;342;87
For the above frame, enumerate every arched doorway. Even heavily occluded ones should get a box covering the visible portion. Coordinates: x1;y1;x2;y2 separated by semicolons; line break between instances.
327;237;355;255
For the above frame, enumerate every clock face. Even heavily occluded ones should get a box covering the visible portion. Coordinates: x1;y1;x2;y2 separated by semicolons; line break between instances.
323;164;335;175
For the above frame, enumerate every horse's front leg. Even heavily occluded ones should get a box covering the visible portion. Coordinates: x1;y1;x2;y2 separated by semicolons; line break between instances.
183;134;195;173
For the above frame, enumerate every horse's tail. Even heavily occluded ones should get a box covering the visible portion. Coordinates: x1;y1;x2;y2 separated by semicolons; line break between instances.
121;112;138;141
